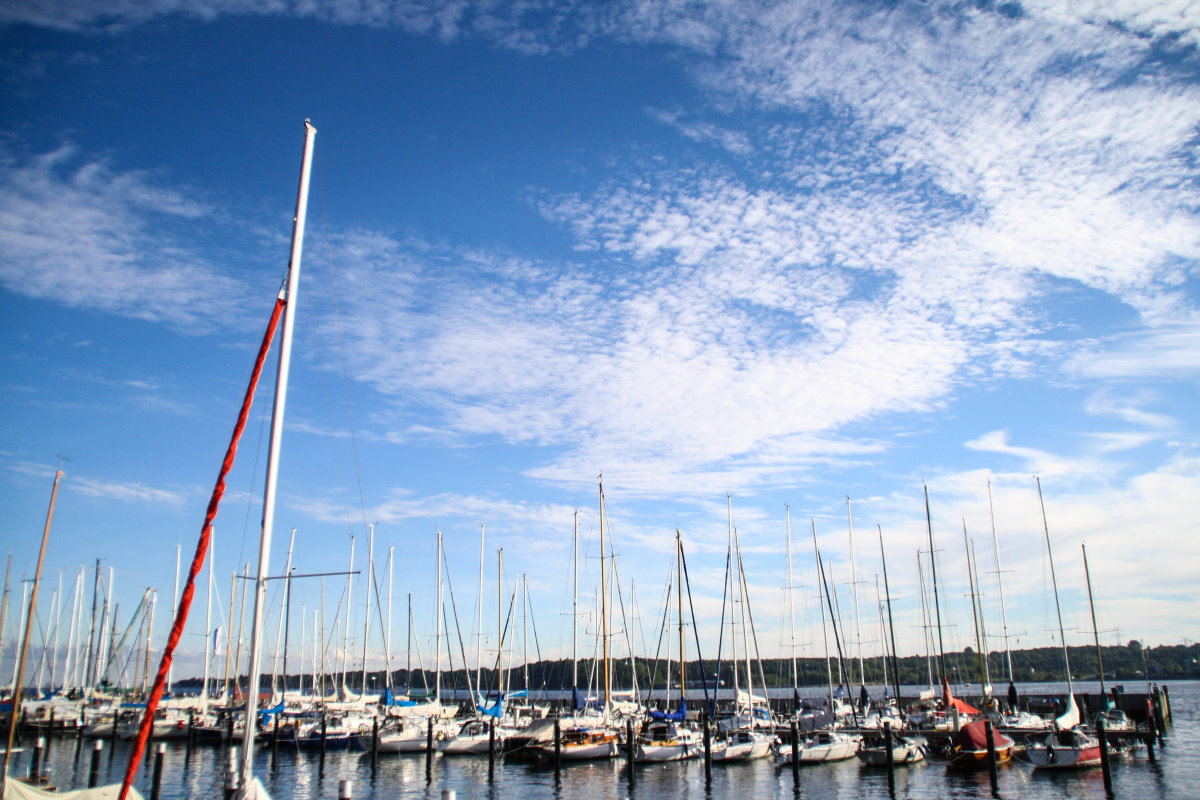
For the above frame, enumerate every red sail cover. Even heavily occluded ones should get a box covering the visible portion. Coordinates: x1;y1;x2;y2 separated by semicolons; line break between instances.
118;297;285;800
942;676;981;715
954;720;1015;751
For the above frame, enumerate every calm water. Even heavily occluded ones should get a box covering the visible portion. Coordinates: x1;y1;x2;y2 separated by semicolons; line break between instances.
12;681;1198;800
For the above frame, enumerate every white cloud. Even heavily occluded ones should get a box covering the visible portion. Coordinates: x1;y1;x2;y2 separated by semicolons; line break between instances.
0;145;256;332
1069;324;1200;380
70;475;189;505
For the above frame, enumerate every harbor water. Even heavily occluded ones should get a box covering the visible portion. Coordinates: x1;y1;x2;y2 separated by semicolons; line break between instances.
8;680;1198;799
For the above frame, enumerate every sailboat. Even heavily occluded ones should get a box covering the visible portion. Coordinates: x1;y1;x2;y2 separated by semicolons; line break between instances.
633;531;702;763
359;533;455;754
774;521;859;766
709;497;771;762
529;488;620;762
1024;478;1103;771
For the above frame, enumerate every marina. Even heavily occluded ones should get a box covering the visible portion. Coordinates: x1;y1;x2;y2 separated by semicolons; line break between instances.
1;681;1195;799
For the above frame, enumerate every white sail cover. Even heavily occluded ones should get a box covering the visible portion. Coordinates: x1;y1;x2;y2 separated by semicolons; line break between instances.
1054;692;1080;730
3;782;144;800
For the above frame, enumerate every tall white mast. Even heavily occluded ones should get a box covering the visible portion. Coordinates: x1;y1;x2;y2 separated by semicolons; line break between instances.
361;524;374;696
846;496;864;687
726;494;738;695
476;523;485;700
986;479;1015;683
201;531;214;709
435;531;443;705
385;545;394;693
1036;477;1073;697
240;119;316;788
63;566;83;692
341;536;355;696
272;530;295;699
572;510;578;699
168;544;180;693
786;506;797;695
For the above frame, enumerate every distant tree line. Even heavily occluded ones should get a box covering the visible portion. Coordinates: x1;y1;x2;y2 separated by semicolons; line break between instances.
177;640;1200;694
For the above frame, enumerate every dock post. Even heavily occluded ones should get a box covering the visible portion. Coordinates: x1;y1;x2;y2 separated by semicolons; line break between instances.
338;779;353;799
224;745;240;800
626;718;636;784
319;710;327;762
150;742;166;800
984;720;998;797
488;720;496;778
1153;689;1166;744
1144;699;1157;761
884;722;896;797
371;716;379;771
790;720;799;787
425;718;434;780
1098;719;1113;797
553;717;561;770
88;740;103;787
144;723;155;773
702;711;711;783
30;736;44;781
225;713;234;750
272;710;280;762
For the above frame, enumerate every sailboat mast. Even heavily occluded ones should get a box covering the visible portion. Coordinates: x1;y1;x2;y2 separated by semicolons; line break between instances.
986;480;1014;684
786;506;798;694
1082;543;1106;697
846;496;864;687
572;509;578;699
1036;476;1073;695
924;485;947;681
201;532;214;709
361;525;375;694
600;480;610;713
962;520;988;700
811;521;835;705
435;531;443;704
476;523;485;700
676;530;684;706
4;468;62;767
385;545;394;693
497;547;504;696
168;544;180;693
240;118;316;786
878;525;901;707
341;536;354;695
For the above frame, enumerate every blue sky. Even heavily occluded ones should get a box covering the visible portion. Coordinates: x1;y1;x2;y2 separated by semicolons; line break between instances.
2;1;1198;691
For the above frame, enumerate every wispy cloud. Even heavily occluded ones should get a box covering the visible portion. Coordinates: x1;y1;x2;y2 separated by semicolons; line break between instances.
0;144;255;332
71;476;189;505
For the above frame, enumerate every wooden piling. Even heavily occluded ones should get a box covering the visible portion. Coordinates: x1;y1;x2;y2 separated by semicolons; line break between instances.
553;717;561;770
319;710;327;761
702;712;712;783
984;720;999;797
224;745;239;800
88;740;104;787
884;722;896;797
488;720;496;778
425;718;434;779
30;736;44;781
371;716;379;771
626;718;636;783
1098;720;1113;797
150;742;166;800
790;720;800;786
